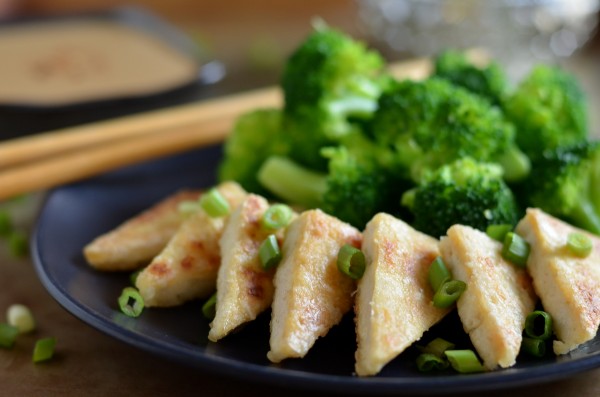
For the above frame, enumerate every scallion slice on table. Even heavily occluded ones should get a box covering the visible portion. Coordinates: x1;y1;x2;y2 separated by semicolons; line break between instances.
118;287;144;317
259;234;282;270
32;337;56;363
202;293;217;320
261;204;293;230
7;304;35;334
0;211;12;237
432;280;466;309
486;224;513;242
8;231;28;258
502;232;530;268
521;336;546;358
566;232;593;257
428;256;451;293
0;323;19;348
444;350;485;373
199;188;230;217
416;353;449;372
525;310;553;341
336;244;365;280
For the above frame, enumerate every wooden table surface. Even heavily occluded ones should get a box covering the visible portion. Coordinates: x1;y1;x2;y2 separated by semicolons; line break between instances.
1;1;599;396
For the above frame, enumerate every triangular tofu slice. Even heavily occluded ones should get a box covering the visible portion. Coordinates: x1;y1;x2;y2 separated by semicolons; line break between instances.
355;213;450;377
84;189;202;271
267;209;361;363
209;195;293;341
516;208;600;355
136;182;246;307
440;225;536;370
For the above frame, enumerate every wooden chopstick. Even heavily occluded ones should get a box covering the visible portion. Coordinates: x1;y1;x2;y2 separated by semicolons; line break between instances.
0;86;280;169
0;52;489;201
0;116;234;200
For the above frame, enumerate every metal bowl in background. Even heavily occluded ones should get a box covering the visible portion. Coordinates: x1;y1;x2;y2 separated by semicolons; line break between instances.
356;0;600;81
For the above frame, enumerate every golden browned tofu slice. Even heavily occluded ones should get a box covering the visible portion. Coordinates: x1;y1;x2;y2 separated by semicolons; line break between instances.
355;213;450;377
267;209;361;363
440;224;536;370
84;189;202;271
136;182;246;307
516;208;600;355
209;195;292;341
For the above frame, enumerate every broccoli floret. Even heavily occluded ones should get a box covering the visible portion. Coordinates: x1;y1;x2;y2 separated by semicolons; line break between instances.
369;78;530;182
256;138;408;228
433;50;508;108
505;65;588;160
281;23;389;170
401;158;520;238
218;109;289;194
525;141;600;235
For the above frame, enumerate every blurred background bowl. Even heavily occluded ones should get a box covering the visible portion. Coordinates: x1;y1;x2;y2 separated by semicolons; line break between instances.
356;0;600;80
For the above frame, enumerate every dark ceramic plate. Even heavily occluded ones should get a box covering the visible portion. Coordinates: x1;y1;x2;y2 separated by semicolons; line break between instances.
31;145;600;395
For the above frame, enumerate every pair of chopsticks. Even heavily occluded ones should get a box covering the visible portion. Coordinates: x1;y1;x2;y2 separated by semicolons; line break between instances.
0;55;450;201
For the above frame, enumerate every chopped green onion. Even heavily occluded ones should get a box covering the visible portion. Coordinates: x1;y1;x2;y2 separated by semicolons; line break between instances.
130;269;142;286
520;336;546;358
566;232;593;258
202;293;217;320
0;323;19;348
502;232;530;268
118;287;144;317
178;200;201;216
416;353;449;372
259;234;282;270
33;337;56;363
486;224;513;242
337;244;366;280
0;211;12;237
525;310;553;341
445;350;485;373
8;231;28;258
432;280;466;309
261;204;293;230
199;188;230;217
7;304;35;334
421;337;456;358
428;256;451;293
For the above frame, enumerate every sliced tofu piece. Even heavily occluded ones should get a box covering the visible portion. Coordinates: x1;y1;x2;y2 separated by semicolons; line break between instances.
84;189;202;271
355;213;450;377
267;209;361;363
516;208;600;355
136;182;246;307
209;195;293;341
440;224;536;370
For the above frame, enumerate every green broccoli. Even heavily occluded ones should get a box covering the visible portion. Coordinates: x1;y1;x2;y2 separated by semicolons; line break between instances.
433;50;508;108
525;141;600;235
218;109;289;194
401;158;521;238
256;137;408;228
368;78;530;182
281;22;389;170
505;65;588;160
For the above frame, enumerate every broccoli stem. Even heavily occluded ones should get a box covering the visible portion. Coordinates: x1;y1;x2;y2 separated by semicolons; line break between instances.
497;147;531;182
327;96;377;119
570;198;600;236
257;156;327;208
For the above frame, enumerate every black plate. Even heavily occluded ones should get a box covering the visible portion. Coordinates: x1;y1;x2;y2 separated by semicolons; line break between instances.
31;145;600;395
